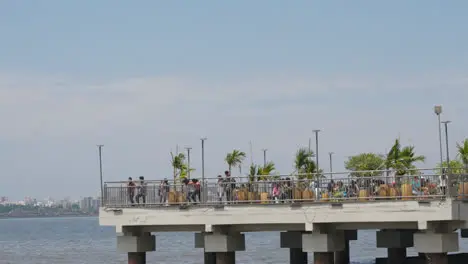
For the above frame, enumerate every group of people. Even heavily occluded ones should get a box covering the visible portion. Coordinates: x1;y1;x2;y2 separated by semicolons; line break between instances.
126;176;147;204
124;172;446;206
155;177;202;205
216;171;237;202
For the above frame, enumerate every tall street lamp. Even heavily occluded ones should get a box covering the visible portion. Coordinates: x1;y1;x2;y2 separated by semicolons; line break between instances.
185;147;192;179
329;152;334;180
434;106;444;170
312;130;320;201
312;130;320;173
200;137;207;202
262;149;267;167
441;120;451;197
441;121;451;166
97;145;104;206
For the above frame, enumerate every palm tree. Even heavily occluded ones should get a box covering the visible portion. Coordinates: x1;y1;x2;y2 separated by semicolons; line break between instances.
257;161;276;180
179;164;195;179
170;152;185;182
248;164;257;182
225;150;246;174
457;139;468;171
294;148;317;179
386;138;425;176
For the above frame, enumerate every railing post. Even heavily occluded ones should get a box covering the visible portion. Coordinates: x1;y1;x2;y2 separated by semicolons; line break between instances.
101;183;107;207
446;168;452;199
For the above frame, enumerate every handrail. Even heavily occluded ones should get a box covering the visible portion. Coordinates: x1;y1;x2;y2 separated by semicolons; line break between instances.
101;170;468;208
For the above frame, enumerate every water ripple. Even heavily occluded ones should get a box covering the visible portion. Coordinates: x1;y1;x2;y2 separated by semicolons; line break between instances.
0;217;467;264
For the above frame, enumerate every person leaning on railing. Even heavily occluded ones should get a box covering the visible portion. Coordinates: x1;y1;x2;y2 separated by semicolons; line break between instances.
440;168;447;195
348;180;359;198
216;175;224;202
127;177;136;205
135;176;147;204
224;171;236;203
158;179;169;204
281;178;292;201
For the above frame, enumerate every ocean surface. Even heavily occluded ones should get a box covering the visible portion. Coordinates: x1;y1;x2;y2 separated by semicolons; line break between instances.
0;217;467;264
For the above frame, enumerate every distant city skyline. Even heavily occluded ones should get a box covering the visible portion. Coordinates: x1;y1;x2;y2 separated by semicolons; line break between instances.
1;1;467;199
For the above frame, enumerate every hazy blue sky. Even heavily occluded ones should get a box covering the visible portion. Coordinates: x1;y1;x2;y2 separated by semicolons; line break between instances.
1;1;467;200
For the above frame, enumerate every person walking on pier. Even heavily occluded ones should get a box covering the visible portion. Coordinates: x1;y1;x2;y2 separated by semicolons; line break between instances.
224;171;236;203
192;179;201;203
217;175;225;203
127;177;136;205
135;176;147;204
158;178;169;205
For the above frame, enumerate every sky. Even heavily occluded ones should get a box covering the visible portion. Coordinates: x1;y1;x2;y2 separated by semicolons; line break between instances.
0;1;467;200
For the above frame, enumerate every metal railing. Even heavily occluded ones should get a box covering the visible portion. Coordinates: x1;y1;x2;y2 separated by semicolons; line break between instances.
102;168;468;208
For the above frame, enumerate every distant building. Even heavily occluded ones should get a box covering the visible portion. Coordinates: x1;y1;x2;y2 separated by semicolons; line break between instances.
61;199;72;209
91;197;100;211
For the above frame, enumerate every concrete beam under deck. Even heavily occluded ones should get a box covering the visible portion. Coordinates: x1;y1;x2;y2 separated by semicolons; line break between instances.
100;200;467;229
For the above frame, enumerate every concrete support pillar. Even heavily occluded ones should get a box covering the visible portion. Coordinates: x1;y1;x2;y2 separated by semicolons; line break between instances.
314;252;334;264
280;232;308;264
216;252;235;264
387;248;406;264
303;230;344;264
195;232;245;264
461;229;468;238
117;231;156;264
334;230;357;264
289;248;308;264
376;230;413;264
204;252;217;264
128;252;146;264
414;232;458;264
425;253;448;264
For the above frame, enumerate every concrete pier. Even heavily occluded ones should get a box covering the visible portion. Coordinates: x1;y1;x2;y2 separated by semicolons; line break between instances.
128;252;146;264
100;170;468;263
280;231;308;264
215;252;235;264
425;253;448;264
116;228;155;264
376;229;413;264
334;230;357;264
414;231;458;264
204;252;216;264
314;252;334;264
289;248;308;264
195;232;245;264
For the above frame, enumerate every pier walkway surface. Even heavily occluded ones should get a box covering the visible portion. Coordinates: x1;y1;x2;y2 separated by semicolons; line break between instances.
100;168;468;264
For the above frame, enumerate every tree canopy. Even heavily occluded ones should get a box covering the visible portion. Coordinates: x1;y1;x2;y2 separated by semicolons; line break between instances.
170;152;195;181
344;153;385;177
386;138;425;175
225;150;246;173
436;160;465;175
457;139;468;169
294;147;320;179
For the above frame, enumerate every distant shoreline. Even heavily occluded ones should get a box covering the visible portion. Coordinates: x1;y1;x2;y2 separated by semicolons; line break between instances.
0;214;98;220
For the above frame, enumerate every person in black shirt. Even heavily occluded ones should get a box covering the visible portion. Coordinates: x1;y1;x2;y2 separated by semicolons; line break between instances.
224;171;236;202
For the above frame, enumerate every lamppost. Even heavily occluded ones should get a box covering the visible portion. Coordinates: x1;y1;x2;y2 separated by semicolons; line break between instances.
185;147;192;179
262;149;267;167
200;137;207;185
434;106;444;170
97;145;104;206
312;130;320;173
441;120;451;197
313;129;320;201
329;152;334;180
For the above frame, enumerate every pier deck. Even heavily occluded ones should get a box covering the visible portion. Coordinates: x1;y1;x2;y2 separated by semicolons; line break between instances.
100;169;468;264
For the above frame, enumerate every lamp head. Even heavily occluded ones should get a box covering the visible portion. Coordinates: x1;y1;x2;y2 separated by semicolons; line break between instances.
434;105;442;115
